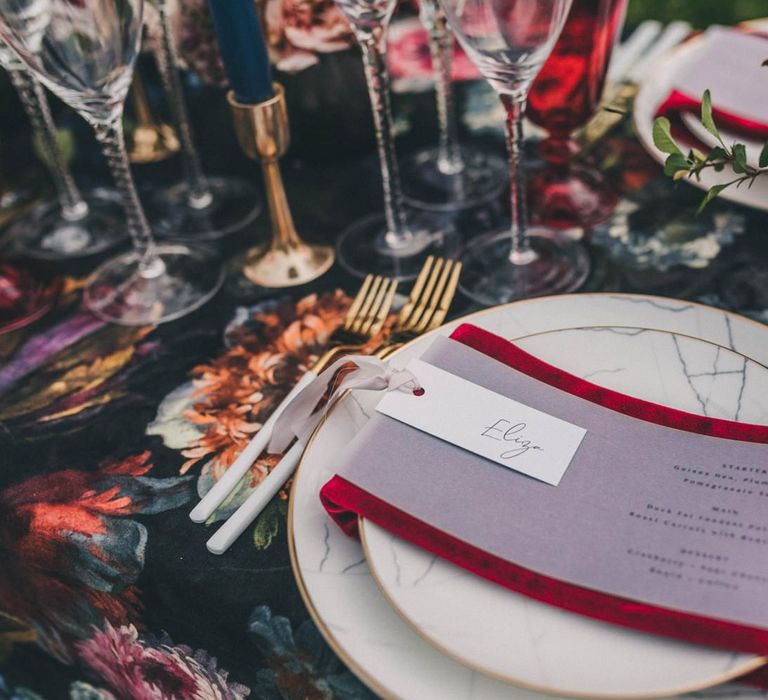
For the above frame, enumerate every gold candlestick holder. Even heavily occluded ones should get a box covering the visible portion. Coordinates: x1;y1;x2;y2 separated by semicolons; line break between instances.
228;84;334;287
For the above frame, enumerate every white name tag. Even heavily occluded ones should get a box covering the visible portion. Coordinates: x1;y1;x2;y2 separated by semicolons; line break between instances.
376;359;586;486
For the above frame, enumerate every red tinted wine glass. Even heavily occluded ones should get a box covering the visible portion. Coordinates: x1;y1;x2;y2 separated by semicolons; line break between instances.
527;0;628;230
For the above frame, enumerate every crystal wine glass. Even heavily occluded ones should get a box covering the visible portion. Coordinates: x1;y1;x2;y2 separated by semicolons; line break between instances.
333;0;459;280
0;39;128;259
400;0;507;212
145;0;261;241
526;0;627;230
0;0;223;325
437;0;589;304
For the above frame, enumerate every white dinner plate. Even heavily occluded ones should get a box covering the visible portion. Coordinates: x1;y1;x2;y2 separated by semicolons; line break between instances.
361;325;768;698
633;21;768;212
289;293;768;700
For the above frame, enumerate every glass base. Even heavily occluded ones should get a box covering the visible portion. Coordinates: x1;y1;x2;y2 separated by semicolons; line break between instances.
590;197;745;272
0;183;38;230
0;257;61;334
459;227;590;306
151;176;262;241
528;163;618;230
84;243;224;326
336;212;460;281
401;146;508;212
8;188;128;260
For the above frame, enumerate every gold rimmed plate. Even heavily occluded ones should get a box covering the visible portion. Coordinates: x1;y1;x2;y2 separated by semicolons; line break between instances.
289;293;768;700
360;325;768;699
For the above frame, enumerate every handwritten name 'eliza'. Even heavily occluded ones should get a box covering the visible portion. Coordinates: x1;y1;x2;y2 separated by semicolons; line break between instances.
481;419;543;459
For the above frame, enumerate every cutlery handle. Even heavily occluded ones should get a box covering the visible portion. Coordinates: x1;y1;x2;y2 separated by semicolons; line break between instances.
206;440;304;554
607;20;662;84
627;21;691;84
189;369;318;523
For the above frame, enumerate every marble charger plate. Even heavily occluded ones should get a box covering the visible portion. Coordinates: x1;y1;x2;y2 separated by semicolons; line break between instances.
289;293;768;700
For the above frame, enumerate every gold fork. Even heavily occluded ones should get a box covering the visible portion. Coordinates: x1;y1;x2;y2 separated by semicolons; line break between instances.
315;273;399;371
190;273;397;524
379;256;462;359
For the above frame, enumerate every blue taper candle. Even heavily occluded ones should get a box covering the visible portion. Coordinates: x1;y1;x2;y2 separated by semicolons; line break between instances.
207;0;274;104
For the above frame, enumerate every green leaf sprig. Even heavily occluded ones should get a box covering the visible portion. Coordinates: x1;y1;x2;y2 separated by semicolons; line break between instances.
652;90;768;212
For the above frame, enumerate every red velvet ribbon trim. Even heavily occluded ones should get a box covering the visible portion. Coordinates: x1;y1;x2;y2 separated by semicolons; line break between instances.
319;323;768;662
449;323;768;443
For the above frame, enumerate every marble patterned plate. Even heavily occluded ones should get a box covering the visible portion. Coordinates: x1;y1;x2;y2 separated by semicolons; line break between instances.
361;326;768;698
289;293;768;700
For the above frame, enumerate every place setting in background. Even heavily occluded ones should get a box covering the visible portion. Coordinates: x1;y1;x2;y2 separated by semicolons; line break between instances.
634;19;768;212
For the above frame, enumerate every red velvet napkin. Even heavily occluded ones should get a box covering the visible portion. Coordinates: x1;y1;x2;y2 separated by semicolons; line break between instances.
321;324;768;672
656;89;768;145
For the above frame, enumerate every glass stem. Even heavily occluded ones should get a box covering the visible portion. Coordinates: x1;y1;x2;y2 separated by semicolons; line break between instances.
93;117;162;277
154;0;212;210
501;95;535;264
422;1;463;175
7;67;88;221
359;28;411;249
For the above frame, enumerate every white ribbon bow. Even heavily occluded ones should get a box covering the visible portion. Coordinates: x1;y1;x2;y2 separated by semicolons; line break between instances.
268;355;421;454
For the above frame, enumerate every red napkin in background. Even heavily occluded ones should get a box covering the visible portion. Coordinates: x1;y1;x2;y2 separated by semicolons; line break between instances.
654;27;768;147
656;89;768;143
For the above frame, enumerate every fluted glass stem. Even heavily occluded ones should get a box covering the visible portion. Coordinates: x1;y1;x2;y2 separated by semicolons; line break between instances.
501;95;535;264
92;116;161;275
6;67;88;221
358;28;412;250
420;0;463;175
154;0;212;209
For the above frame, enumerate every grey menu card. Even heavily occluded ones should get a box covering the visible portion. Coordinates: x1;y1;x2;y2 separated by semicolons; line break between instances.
332;334;768;638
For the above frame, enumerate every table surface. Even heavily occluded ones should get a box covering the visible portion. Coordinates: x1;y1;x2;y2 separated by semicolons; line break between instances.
1;56;768;700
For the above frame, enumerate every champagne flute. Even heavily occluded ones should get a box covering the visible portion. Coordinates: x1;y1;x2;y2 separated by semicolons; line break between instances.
145;0;262;241
526;0;628;230
400;0;507;212
437;0;589;305
0;0;223;325
333;0;459;280
0;39;128;259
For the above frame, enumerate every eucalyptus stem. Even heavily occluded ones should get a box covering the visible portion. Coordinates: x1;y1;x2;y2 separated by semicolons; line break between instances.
654;89;768;211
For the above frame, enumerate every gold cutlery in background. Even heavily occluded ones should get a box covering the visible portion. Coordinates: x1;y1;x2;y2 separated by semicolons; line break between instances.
578;21;692;151
379;255;462;359
126;73;180;164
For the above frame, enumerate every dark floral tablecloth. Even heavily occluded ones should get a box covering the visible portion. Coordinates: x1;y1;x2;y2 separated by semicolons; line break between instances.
1;61;768;700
